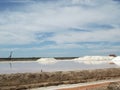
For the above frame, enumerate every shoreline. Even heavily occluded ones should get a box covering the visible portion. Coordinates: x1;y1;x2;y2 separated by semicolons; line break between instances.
0;57;77;61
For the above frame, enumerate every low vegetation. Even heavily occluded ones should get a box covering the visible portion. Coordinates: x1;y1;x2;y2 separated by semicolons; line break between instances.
0;68;120;90
107;82;120;90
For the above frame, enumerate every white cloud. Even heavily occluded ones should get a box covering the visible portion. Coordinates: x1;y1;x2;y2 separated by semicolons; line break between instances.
0;0;34;3
0;31;36;44
0;0;119;45
48;28;120;44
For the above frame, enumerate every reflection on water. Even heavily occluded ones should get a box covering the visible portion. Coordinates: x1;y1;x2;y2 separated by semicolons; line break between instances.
75;60;110;65
37;58;57;65
9;63;12;69
0;60;119;74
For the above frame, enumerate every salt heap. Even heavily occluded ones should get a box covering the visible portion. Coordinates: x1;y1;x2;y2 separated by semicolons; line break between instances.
74;56;114;61
74;56;115;65
112;56;120;66
36;58;57;65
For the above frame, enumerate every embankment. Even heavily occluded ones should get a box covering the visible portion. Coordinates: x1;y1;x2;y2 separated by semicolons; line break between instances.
0;68;120;90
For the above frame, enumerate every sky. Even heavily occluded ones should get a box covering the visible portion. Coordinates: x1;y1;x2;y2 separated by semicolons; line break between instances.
0;0;120;57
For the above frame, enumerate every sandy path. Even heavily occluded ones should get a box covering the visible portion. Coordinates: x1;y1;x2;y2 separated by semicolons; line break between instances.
30;79;120;90
58;82;110;90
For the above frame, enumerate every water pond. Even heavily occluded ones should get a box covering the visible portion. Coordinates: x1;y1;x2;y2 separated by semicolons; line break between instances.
0;60;118;74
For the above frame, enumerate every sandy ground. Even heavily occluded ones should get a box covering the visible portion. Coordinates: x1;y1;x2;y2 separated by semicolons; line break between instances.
30;78;120;90
58;82;109;90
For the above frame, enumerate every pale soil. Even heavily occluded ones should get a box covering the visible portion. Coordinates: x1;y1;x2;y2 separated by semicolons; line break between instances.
30;79;120;90
58;80;120;90
58;82;110;90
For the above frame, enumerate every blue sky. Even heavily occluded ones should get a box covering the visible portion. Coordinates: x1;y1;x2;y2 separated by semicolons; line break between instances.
0;0;120;57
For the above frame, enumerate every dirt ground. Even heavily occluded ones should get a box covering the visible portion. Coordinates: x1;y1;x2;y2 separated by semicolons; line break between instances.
58;81;120;90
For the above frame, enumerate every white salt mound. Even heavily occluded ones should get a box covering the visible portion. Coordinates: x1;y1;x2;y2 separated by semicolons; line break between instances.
74;56;115;65
112;56;120;66
74;56;114;61
36;58;57;65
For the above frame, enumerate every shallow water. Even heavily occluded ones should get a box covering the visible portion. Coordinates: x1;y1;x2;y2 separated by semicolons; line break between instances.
0;60;118;74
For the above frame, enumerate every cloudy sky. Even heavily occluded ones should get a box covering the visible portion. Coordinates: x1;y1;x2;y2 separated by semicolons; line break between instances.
0;0;120;57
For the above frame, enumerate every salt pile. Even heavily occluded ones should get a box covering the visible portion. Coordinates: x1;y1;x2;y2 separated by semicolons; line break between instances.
74;56;114;61
74;56;115;65
112;56;120;66
36;58;57;65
